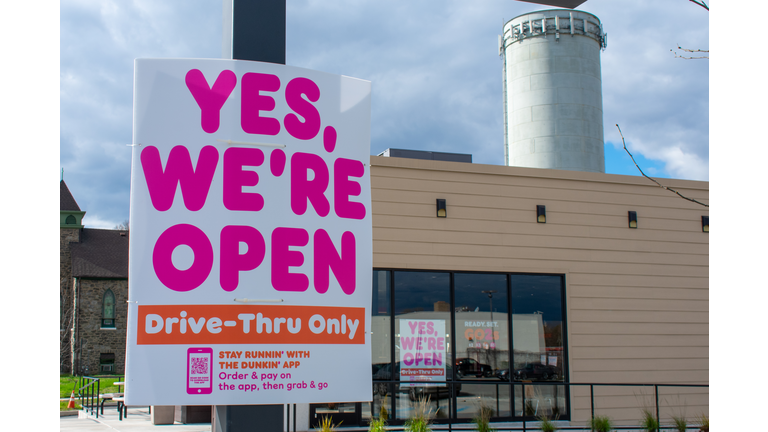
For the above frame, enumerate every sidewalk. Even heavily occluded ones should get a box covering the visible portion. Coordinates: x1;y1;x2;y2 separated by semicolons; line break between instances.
60;406;212;432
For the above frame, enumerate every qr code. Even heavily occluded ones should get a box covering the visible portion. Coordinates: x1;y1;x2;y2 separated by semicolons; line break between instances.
191;357;208;375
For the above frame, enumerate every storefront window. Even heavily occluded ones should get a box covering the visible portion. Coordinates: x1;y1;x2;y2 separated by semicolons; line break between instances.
362;270;568;425
510;275;566;419
368;270;393;423
454;273;509;381
393;271;451;422
456;383;512;419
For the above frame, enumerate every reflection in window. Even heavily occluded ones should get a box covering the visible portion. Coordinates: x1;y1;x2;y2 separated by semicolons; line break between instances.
102;289;115;328
456;383;511;419
510;275;565;419
393;271;451;422
366;269;568;424
370;270;393;422
454;273;509;380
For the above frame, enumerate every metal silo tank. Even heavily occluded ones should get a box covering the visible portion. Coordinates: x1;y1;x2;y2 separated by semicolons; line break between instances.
501;10;607;172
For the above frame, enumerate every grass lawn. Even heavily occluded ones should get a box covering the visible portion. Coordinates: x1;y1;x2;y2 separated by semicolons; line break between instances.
60;400;82;411
60;374;124;410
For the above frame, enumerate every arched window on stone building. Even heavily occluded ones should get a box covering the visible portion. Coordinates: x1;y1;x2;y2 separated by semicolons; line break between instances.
65;215;76;224
102;289;116;328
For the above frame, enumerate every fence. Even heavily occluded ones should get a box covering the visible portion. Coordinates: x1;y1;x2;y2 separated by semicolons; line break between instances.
75;376;100;418
362;381;708;431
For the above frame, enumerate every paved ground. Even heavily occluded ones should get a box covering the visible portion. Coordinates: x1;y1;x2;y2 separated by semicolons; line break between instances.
60;407;212;432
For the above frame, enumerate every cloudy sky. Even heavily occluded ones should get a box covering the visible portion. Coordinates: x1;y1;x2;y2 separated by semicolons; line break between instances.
59;0;710;229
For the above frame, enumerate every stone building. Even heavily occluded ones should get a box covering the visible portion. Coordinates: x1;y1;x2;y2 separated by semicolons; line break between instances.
60;180;129;375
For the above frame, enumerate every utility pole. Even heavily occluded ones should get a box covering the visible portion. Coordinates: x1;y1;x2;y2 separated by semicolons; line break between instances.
213;2;286;431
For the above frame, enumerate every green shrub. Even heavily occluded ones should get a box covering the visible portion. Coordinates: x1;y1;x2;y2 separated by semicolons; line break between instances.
697;413;708;432
671;414;687;432
537;414;558;432
472;399;495;432
405;396;434;432
379;395;389;421
369;417;387;432
316;416;341;432
639;408;659;432
589;415;613;432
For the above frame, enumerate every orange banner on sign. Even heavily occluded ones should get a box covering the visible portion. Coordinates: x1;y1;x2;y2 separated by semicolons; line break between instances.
137;304;365;345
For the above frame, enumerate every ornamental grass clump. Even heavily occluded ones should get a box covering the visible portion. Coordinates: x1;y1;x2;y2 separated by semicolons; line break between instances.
589;415;613;432
472;399;495;432
405;395;435;432
639;408;659;432
697;413;709;432
379;395;389;421
671;414;687;432
537;414;559;432
316;416;341;432
368;417;387;432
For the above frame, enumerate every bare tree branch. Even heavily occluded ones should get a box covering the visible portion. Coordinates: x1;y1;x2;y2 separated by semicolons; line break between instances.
689;0;708;10
615;124;709;208
671;44;709;60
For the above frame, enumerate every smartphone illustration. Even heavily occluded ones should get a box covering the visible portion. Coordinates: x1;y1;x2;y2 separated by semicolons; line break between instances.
187;347;213;395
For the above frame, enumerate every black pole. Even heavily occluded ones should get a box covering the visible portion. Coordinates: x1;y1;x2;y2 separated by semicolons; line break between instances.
216;2;286;431
655;385;660;429
224;0;286;64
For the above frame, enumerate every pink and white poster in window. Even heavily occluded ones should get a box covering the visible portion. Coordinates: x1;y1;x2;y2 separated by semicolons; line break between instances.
399;319;447;386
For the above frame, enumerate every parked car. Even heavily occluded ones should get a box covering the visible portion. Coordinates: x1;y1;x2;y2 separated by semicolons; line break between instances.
512;363;560;381
495;368;510;381
455;358;493;378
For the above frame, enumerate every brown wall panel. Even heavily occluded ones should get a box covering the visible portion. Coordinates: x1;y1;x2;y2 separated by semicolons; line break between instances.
369;156;709;421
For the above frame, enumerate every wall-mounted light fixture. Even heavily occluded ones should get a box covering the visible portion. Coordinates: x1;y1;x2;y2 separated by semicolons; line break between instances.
436;199;447;218
628;211;638;229
537;205;546;223
702;216;709;233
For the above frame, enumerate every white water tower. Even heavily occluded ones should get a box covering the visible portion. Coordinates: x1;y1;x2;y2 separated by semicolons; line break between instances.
501;9;607;172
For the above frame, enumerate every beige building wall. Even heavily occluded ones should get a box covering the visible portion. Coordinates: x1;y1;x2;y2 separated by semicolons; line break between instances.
369;155;709;425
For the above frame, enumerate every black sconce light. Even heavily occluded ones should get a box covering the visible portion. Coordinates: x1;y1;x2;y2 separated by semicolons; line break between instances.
436;199;447;218
537;205;546;223
628;211;638;229
702;216;709;233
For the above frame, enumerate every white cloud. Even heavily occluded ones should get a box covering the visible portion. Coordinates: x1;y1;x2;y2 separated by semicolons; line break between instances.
61;0;709;223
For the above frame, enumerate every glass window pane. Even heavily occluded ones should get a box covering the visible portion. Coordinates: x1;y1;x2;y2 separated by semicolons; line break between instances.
363;383;393;422
394;383;451;422
510;275;567;420
393;271;451;421
103;290;115;319
514;383;567;418
372;270;392;380
456;383;511;419
510;275;564;383
454;273;509;381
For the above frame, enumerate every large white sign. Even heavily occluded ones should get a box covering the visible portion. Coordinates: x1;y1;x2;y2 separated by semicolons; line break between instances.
125;59;372;405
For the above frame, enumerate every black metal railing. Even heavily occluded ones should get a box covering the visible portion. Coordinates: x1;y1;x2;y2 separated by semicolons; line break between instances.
515;381;708;431
76;376;100;418
365;380;708;431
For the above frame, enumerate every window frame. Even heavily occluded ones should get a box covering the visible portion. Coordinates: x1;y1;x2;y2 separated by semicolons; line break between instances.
369;268;569;424
101;289;116;329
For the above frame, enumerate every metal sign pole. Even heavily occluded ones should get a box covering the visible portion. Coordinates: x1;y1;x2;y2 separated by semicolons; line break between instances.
214;1;286;430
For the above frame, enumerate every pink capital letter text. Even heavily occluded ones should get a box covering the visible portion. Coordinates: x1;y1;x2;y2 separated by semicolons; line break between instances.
141;145;219;212
185;69;237;133
223;147;265;211
220;225;266;292
313;230;356;295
